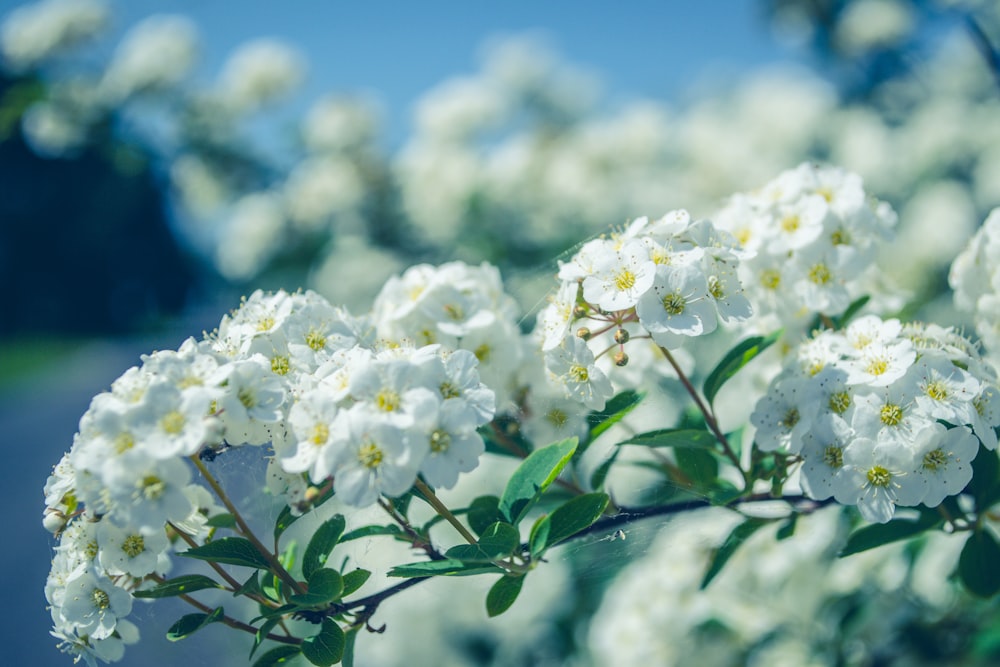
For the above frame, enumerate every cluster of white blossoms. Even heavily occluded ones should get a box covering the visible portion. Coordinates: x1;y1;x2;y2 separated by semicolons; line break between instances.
950;207;1000;355
42;278;498;665
751;315;1000;522
713;162;898;331
536;210;752;409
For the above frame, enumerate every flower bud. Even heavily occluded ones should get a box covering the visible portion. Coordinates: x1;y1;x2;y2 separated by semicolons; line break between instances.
614;351;629;367
614;328;630;344
576;327;592;340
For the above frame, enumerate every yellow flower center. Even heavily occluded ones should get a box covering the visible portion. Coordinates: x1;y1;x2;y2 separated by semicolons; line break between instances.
661;292;686;315
256;316;275;332
376;389;400;412
358;442;384;469
780;407;800;429
161;411;185;435
271;356;290;375
114;432;135;454
829;391;851;415
780;215;800;233
305;328;327;351
808;263;832;285
430;429;451;453
440;381;461;399
546;409;568;428
238;387;257;409
91;588;111;610
122;534;145;558
865;357;889;378
569;365;589;383
922;448;948;471
880;403;903;426
613;268;637;292
925;380;949;402
867;465;892;488
823;445;843;469
311;423;329;446
760;269;781;290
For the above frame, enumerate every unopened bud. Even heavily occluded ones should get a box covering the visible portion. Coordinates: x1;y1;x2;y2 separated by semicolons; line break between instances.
576;327;592;340
614;328;630;344
614;351;629;367
573;305;589;319
304;486;322;505
42;509;67;535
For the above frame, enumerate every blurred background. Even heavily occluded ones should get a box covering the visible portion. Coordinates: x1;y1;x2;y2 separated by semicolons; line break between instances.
3;0;1000;665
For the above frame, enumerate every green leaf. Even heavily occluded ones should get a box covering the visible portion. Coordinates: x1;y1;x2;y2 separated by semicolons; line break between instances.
468;495;503;536
959;529;1000;597
590;448;620;491
303;514;347;579
133;575;223;599
273;506;300;544
499;437;578;525
529;515;551;558
703;331;782;406
615;428;717;449
253;645;301;667
776;514;797;541
586;390;645;443
833;295;870;328
291;568;344;606
339;525;402;543
701;518;770;588
969;445;1000;511
840;511;942;557
206;513;237;529
166;607;224;641
235;571;265;600
302;618;346;666
388;559;503;578
675;447;719;489
180;537;270;570
249;617;281;659
341;569;371;597
543;493;610;549
342;628;359;667
486;575;524;617
477;522;520;557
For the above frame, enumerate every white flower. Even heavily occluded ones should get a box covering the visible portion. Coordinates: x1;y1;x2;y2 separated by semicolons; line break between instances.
96;519;168;578
418;400;486;489
58;567;132;640
750;373;822;453
896;425;979;508
101;14;198;99
214;356;287;445
635;264;717;345
581;239;656;312
283;388;341;481
838;436;915;523
544;335;614;410
216;38;305;112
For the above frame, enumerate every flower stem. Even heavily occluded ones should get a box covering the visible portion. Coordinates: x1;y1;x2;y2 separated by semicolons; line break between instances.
191;456;306;595
413;478;479;545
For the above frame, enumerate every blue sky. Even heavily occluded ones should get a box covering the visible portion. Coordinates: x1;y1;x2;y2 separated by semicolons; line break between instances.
109;0;806;144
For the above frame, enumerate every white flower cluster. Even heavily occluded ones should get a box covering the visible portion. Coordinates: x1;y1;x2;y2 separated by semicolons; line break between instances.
713;162;897;331
751;315;1000;522
536;210;752;409
950;207;1000;355
43;276;498;664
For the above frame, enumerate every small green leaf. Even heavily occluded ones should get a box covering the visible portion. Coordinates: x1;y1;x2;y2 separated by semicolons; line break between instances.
703;331;782;406
303;514;347;579
291;568;344;606
840;511;941;557
249;617;281;659
273;505;300;544
477;522;520;558
180;537;270;570
302;618;346;666
529;515;551;558
499;437;578;525
253;645;301;667
615;428;717;449
776;514;797;541
587;390;645;443
468;495;502;536
833;295;870;328
339;525;402;543
543;493;610;549
486;575;524;617
959;529;1000;597
206;513;237;529
133;574;222;599
969;445;1000;511
590;448;621;491
342;628;359;667
701;518;770;588
340;569;371;597
235;571;265;600
388;559;503;578
166;607;224;641
675;447;719;489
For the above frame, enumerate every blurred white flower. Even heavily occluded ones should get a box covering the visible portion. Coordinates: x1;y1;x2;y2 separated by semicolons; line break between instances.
100;14;199;100
216;38;305;112
0;0;108;69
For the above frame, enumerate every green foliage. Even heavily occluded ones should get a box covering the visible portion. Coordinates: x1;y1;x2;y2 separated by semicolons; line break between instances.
339;525;402;542
302;618;346;666
486;574;524;617
303;514;346;579
133;575;223;599
840;510;942;557
615;428;717;449
499;437;578;525
252;645;301;667
166;607;224;641
290;568;343;606
468;495;503;536
250;618;282;659
388;558;503;578
537;493;609;552
206;513;238;529
969;446;1000;511
959;529;1000;598
590;448;620;491
340;568;371;597
701;518;771;589
273;506;300;544
703;330;782;406
586;390;645;444
179;537;271;570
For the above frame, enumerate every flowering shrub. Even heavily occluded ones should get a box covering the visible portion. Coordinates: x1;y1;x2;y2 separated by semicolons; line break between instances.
40;159;1000;665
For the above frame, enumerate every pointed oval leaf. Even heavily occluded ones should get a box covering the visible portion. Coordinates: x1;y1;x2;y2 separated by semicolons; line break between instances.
302;618;346;666
477;522;520;558
590;449;621;491
249;617;281;659
253;645;301;667
388;559;502;578
529;515;551;558
615;428;717;449
701;518;770;588
303;514;347;579
959;529;1000;598
291;568;344;606
339;525;402;543
486;575;524;617
206;513;237;529
341;568;371;597
133;574;222;599
544;493;610;549
840;511;942;557
180;537;270;570
166;606;224;641
468;495;502;536
586;390;645;443
703;330;781;406
500;437;578;525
